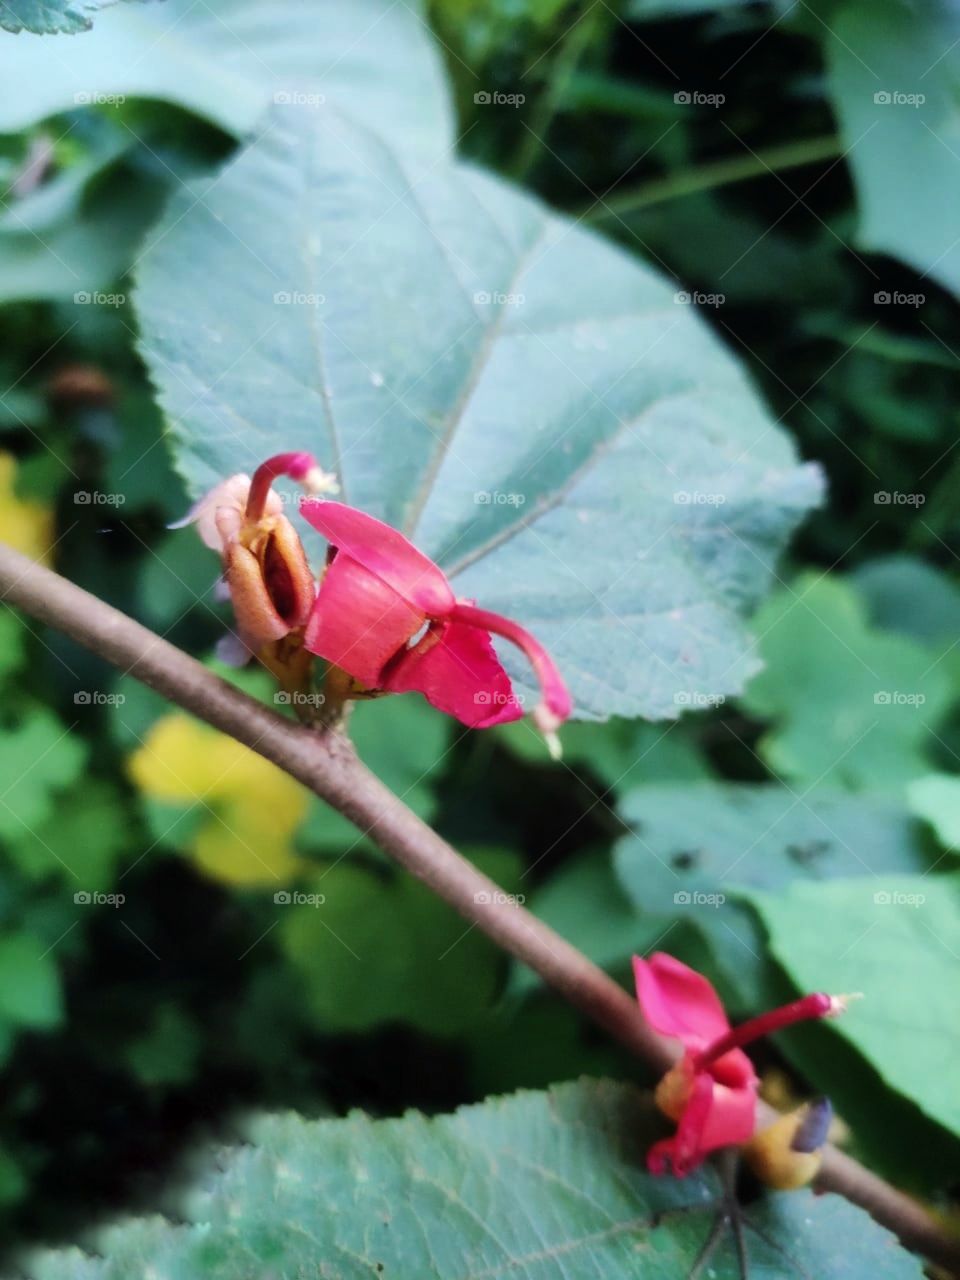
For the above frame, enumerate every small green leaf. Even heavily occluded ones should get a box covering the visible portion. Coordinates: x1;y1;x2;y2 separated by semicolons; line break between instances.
5;780;132;890
279;850;519;1036
743;574;952;788
0;708;87;842
20;1081;923;1279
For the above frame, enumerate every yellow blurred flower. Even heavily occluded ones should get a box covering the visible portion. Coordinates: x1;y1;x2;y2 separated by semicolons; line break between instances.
0;452;53;564
128;713;308;887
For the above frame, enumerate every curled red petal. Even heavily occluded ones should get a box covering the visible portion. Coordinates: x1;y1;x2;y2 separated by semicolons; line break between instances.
382;618;524;729
303;553;423;687
300;500;455;617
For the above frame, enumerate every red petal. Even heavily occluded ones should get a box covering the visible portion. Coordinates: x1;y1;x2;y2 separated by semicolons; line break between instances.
383;619;524;729
632;952;732;1049
304;553;424;687
300;500;454;616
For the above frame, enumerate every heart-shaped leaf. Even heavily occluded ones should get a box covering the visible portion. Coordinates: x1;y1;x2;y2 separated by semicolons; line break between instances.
21;1080;922;1279
136;106;820;721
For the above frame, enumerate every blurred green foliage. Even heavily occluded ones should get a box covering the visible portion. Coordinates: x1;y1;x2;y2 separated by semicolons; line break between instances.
0;0;958;1266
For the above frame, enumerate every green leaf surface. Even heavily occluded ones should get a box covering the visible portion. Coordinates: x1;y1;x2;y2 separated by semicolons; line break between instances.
0;931;63;1029
497;716;710;790
614;783;937;1007
0;708;87;842
743;574;953;788
279;849;519;1036
615;783;938;913
512;850;666;996
19;1080;922;1279
0;0;452;162
5;780;131;891
136;105;820;721
908;773;960;849
826;0;960;295
0;0;123;35
853;554;960;647
749;873;960;1140
0;173;161;303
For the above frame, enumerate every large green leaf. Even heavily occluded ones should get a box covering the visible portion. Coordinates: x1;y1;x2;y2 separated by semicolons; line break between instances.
136;105;820;721
615;783;938;914
20;1080;922;1279
749;874;960;1141
0;0;452;162
613;783;937;1007
825;0;960;295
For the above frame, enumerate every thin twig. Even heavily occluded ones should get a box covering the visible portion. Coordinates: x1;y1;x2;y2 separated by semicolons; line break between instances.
0;543;955;1273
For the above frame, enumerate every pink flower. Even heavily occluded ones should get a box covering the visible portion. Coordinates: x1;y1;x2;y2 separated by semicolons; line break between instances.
299;501;572;743
633;952;845;1176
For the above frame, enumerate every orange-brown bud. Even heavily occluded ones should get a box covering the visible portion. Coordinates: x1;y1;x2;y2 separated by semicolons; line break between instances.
222;511;315;655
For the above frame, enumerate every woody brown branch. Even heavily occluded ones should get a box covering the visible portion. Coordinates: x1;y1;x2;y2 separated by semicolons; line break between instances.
0;542;954;1274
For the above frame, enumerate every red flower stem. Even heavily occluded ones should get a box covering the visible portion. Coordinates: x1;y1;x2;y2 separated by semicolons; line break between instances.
246;452;317;522
696;992;835;1067
0;541;955;1272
